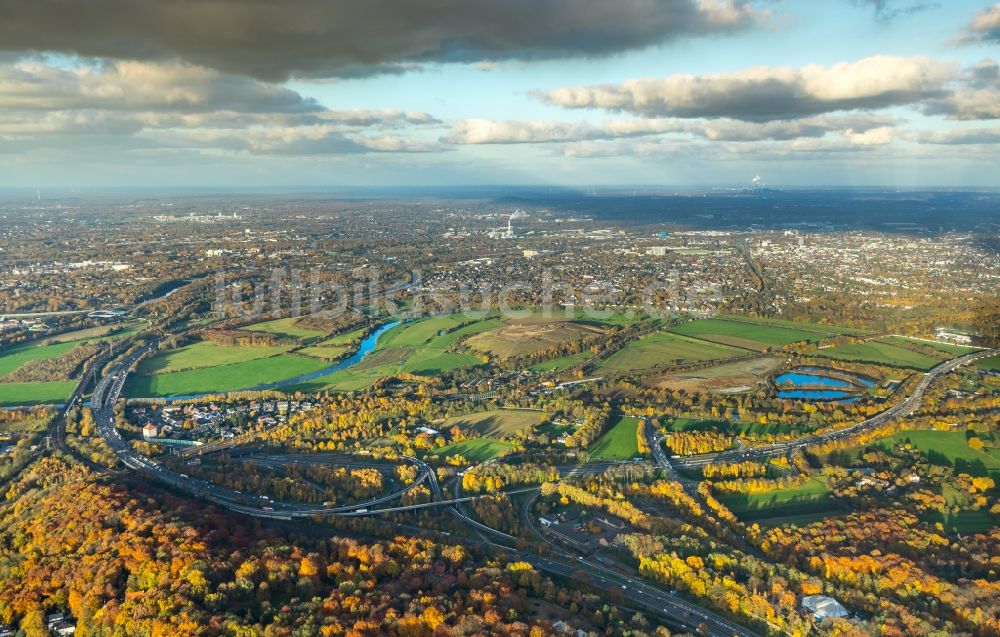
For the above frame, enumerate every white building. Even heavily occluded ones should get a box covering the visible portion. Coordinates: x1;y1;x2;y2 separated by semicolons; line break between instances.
142;423;158;439
934;328;973;345
802;595;849;620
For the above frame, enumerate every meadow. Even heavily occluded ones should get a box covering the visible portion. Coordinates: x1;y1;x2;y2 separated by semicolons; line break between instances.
717;315;870;336
882;336;980;357
667;318;839;351
298;326;368;360
427;438;515;463
440;408;549;438
529;351;592;372
0;341;82;379
665;416;802;439
125;354;328;398
872;430;1000;478
240;317;326;341
0;381;78;406
136;341;289;375
588;416;641;460
814;340;945;370
976;356;1000;372
596;332;743;374
0;320;145;404
295;315;498;391
719;476;834;521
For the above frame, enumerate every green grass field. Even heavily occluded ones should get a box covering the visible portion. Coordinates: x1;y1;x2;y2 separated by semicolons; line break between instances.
756;510;842;530
0;321;149;404
923;508;997;534
665;416;797;439
668;318;836;351
717;314;870;336
428;438;515;463
882;336;980;357
589;416;641;460
125;354;328;398
977;356;1000;372
529;351;593;372
240;317;326;341
137;341;289;375
873;430;1000;478
298;326;368;360
597;332;743;374
45;320;145;344
814;340;944;370
488;309;647;329
440;409;549;438
379;315;485;348
0;381;77;406
0;340;81;378
296;315;497;390
719;477;834;521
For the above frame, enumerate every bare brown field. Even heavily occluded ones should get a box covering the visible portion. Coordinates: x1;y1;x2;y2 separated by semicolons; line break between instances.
465;320;604;359
688;334;768;352
645;357;783;392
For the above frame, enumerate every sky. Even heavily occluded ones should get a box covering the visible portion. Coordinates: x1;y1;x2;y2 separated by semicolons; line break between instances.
0;0;998;188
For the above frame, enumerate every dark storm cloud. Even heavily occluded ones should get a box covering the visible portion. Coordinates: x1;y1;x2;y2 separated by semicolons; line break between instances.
0;0;765;80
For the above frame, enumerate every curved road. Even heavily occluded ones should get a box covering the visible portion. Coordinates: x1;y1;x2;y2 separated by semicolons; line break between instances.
86;337;769;636
673;348;998;468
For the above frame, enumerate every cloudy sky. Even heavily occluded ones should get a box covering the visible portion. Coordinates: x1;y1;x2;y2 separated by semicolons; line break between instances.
1;0;998;188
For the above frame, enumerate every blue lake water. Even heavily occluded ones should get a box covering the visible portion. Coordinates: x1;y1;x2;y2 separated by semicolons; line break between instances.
777;389;855;400
799;366;875;387
158;320;401;402
774;372;853;389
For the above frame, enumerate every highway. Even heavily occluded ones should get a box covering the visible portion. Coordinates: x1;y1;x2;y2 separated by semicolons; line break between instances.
673;348;999;468
82;341;760;636
89;349;543;521
519;492;756;637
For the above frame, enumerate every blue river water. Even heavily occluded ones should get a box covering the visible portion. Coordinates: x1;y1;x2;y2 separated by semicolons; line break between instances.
159;320;401;402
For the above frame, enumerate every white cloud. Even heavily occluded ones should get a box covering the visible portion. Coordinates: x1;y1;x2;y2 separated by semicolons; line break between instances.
911;128;1000;144
0;60;320;113
0;59;440;156
842;126;894;145
444;114;897;145
537;55;957;121
958;2;1000;43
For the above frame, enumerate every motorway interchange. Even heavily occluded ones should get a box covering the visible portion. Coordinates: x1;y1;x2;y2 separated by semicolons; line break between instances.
72;337;997;637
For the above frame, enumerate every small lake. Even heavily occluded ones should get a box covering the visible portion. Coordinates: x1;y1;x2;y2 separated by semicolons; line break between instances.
773;365;877;402
773;372;853;389
798;366;875;387
777;389;856;400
